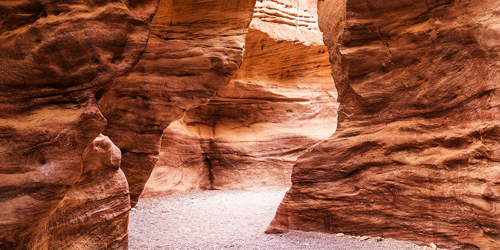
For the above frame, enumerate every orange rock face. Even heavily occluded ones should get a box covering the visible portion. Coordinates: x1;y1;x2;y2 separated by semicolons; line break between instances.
98;0;257;206
142;0;338;196
269;0;500;249
141;121;212;197
0;1;156;248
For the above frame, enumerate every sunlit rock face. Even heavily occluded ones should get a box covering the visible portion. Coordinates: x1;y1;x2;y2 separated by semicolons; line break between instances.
0;1;156;248
142;0;338;196
98;0;257;206
141;121;212;197
268;0;500;249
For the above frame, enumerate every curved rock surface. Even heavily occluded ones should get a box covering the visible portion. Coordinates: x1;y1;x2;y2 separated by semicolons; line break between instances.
98;0;257;206
0;1;156;248
142;0;338;196
269;0;500;249
36;134;129;249
141;121;212;197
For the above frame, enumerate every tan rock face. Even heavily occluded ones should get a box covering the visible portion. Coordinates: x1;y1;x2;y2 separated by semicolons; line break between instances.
0;1;157;248
269;0;500;249
141;121;212;197
142;0;338;196
98;0;257;206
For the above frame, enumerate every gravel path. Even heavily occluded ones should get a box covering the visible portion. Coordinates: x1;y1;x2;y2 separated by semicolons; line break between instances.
129;189;435;250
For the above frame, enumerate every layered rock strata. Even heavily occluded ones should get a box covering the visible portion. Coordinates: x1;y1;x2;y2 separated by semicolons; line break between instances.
268;0;500;249
35;135;129;249
142;0;338;196
98;0;257;206
0;1;157;248
141;121;212;197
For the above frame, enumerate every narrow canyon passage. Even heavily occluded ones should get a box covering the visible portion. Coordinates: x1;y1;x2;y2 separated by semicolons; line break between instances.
140;0;338;198
129;189;426;250
2;0;499;248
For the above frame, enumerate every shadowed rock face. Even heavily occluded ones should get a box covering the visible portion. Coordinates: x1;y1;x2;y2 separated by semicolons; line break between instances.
142;0;338;196
269;0;500;249
0;1;157;248
98;0;257;206
36;135;129;249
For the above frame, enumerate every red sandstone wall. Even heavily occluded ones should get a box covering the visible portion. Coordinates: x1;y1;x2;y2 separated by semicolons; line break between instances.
268;0;500;249
0;1;157;248
98;0;257;206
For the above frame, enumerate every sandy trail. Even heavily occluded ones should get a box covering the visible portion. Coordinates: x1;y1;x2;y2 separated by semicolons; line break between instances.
129;189;431;250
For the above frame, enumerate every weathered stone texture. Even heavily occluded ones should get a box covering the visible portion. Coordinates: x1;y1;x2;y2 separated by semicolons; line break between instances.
0;1;157;248
98;0;257;206
269;0;500;249
141;121;212;197
31;135;129;249
142;0;338;196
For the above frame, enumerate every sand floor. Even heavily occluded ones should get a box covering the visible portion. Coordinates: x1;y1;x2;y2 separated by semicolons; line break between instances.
129;189;437;250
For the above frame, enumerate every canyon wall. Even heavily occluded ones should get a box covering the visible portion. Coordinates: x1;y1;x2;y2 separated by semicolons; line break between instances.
1;0;259;247
268;0;500;249
98;0;257;206
5;0;499;249
142;0;338;197
0;1;157;249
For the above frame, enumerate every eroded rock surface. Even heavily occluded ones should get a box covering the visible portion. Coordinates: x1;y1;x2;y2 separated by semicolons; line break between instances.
0;1;156;248
143;0;338;196
141;121;212;197
98;0;257;206
36;135;129;249
269;0;500;249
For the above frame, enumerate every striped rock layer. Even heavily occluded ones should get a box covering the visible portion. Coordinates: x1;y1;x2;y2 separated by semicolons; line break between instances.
142;0;338;196
98;0;257;206
0;1;157;249
268;0;500;249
